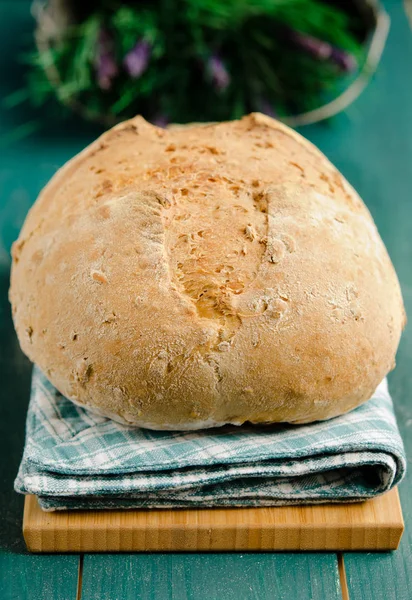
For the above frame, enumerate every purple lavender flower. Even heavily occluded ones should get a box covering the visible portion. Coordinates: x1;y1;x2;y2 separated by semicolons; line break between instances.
151;114;169;128
330;48;357;73
291;30;357;73
207;55;230;91
290;31;332;60
123;40;151;79
95;29;118;90
259;99;277;119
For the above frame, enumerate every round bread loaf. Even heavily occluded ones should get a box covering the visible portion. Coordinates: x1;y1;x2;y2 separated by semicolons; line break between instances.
10;113;405;429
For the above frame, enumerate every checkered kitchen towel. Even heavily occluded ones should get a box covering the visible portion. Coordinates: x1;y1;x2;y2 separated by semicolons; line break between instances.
15;366;406;511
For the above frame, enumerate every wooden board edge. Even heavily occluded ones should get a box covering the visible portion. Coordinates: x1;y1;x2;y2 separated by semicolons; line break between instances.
23;489;404;553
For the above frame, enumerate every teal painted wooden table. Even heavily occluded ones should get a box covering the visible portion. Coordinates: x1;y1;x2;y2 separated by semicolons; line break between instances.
0;1;411;598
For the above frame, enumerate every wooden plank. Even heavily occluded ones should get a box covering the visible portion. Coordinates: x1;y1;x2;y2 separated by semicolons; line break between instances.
80;553;341;600
344;551;412;600
23;489;403;553
0;554;80;600
0;5;83;599
315;2;412;598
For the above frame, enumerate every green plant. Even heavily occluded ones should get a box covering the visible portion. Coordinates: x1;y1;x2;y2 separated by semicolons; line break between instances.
29;0;367;124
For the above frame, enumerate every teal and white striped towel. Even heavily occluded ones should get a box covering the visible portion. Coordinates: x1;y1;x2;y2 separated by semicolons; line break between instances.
15;366;406;511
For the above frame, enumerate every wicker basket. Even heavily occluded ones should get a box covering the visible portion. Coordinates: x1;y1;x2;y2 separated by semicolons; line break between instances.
33;0;390;127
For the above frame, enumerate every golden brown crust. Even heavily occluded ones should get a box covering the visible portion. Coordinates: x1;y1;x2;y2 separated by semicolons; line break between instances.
9;114;405;428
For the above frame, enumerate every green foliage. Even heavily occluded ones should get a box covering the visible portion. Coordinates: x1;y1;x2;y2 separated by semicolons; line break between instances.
112;7;163;55
27;0;367;123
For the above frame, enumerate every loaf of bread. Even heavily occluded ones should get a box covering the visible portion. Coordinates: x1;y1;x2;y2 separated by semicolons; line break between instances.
10;113;405;429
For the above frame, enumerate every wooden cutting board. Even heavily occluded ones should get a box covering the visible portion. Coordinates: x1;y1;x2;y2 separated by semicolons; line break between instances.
23;488;404;552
